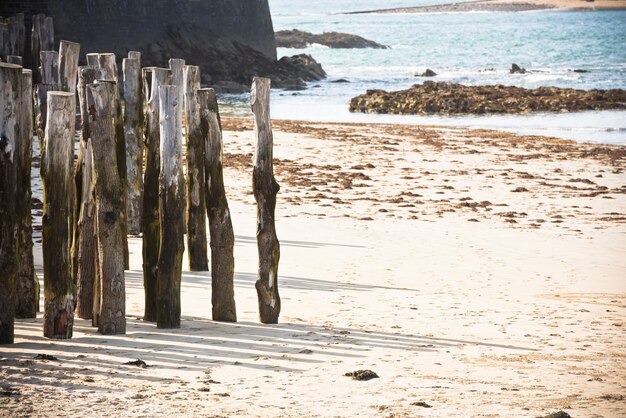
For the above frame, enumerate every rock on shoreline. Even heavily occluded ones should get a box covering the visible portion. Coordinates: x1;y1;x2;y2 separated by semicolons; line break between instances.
349;81;626;115
275;29;388;49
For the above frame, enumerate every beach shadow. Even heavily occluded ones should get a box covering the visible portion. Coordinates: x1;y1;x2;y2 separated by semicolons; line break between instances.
235;235;366;249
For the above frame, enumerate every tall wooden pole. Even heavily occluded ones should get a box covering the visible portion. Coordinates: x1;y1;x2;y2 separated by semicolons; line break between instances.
183;65;208;271
34;50;59;152
88;81;126;335
199;88;237;322
0;62;22;344
0;22;8;62
59;40;79;93
75;66;100;320
156;85;185;329
42;91;76;339
31;14;43;83
123;56;143;235
142;67;171;322
251;77;281;324
16;68;38;319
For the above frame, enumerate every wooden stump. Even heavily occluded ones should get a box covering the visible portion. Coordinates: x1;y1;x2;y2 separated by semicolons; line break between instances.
16;68;38;319
59;40;80;93
250;77;281;324
183;65;208;271
123;56;143;235
199;88;237;322
0;62;22;344
86;53;98;67
87;81;126;335
42;91;76;339
74;66;101;320
142;67;171;322
156;85;185;329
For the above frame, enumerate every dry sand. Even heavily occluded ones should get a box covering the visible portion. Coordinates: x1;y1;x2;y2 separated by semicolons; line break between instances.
1;119;625;417
349;0;626;13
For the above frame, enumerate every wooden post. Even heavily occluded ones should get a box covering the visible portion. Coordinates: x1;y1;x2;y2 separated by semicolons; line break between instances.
251;77;281;324
15;13;24;59
31;15;43;83
41;91;75;339
86;53;98;67
199;88;237;322
0;22;8;61
6;16;19;57
7;55;21;65
156;85;185;329
169;58;185;117
34;51;60;151
183;65;208;271
142;67;171;322
16;69;38;319
39;50;58;84
123;56;143;235
0;62;22;344
74;66;100;320
59;40;80;93
41;16;54;52
128;51;141;61
87;81;126;335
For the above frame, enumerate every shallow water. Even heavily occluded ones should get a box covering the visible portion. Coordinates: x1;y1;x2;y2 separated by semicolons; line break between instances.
223;3;626;144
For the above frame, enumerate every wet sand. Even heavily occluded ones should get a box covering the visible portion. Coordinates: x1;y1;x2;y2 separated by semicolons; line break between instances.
1;119;625;417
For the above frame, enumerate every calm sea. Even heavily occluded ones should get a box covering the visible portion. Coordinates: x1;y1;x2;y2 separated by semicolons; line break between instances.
224;1;626;144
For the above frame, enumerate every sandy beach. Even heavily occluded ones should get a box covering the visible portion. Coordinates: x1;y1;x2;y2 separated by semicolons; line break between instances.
1;119;625;417
348;0;626;13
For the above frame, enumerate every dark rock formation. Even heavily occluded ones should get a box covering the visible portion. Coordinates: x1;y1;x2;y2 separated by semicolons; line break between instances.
1;0;327;92
275;29;388;49
416;69;437;77
510;63;527;74
349;81;626;115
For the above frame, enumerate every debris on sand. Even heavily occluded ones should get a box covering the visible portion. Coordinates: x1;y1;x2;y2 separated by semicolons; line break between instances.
411;401;432;408
541;412;572;418
123;359;151;368
33;354;58;361
344;370;379;381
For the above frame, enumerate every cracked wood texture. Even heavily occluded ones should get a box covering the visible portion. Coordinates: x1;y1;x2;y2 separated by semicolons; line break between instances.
88;81;126;335
142;67;171;322
123;55;143;235
251;77;281;324
156;85;185;329
16;68;38;319
41;91;75;339
0;62;21;344
184;65;208;271
200;88;237;322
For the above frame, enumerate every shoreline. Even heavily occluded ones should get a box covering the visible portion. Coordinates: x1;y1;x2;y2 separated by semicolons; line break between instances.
3;118;625;417
347;0;626;14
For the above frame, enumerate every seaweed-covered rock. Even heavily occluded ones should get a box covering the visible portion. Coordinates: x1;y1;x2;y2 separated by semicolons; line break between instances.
276;29;388;49
349;81;626;115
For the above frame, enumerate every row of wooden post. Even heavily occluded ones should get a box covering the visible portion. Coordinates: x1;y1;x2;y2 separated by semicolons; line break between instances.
0;37;281;344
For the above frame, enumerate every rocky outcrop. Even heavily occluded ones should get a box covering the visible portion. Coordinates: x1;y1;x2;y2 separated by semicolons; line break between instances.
349;81;626;115
276;29;388;49
1;0;327;92
510;63;526;74
415;69;437;77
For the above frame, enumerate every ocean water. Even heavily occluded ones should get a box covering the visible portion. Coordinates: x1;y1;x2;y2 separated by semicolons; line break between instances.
226;2;626;144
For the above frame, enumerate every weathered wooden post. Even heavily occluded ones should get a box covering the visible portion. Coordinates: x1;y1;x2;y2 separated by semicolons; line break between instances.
199;88;237;322
156;85;185;329
87;81;127;335
0;21;8;61
59;40;80;93
41;16;54;51
16;69;38;319
31;14;43;83
183;65;208;271
142;67;171;322
0;62;22;344
40;50;58;83
34;50;60;150
251;77;281;324
169;58;185;116
15;13;25;59
74;66;100;320
123;55;143;235
86;53;98;67
7;55;22;65
42;91;76;339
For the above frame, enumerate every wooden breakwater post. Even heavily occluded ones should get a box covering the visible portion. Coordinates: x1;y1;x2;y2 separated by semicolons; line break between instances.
34;50;59;151
123;53;143;235
87;81;127;335
156;85;185;329
41;91;76;340
142;67;171;322
250;77;281;324
199;88;237;322
16;68;38;319
75;66;101;320
183;65;208;271
31;14;55;84
0;62;22;344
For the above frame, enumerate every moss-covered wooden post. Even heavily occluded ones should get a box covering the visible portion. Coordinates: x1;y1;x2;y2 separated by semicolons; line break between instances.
199;88;237;322
251;77;281;324
142;67;171;322
42;91;76;339
156;85;185;329
88;81;127;335
74;66;100;320
16;68;39;319
183;65;208;271
123;55;143;235
0;62;22;344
